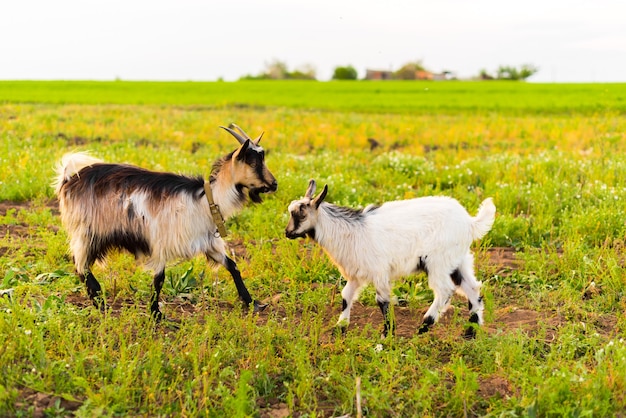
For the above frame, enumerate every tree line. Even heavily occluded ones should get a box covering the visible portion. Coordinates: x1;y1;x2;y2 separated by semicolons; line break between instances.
239;60;539;81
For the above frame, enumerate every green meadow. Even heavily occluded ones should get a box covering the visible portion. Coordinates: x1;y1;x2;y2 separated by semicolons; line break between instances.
3;80;626;114
1;81;626;417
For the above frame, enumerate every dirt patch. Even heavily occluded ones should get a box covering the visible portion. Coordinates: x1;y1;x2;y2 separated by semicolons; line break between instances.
258;398;290;418
0;200;59;216
291;301;563;342
487;307;563;342
0;200;60;258
478;374;516;399
55;132;102;146
14;387;82;418
0;223;31;257
59;289;580;343
0;201;32;238
485;246;519;275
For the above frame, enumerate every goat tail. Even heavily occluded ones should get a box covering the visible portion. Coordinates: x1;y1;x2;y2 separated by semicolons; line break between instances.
53;152;103;195
470;197;496;240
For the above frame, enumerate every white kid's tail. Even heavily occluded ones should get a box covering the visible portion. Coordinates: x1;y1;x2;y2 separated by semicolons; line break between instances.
52;152;103;195
470;198;496;240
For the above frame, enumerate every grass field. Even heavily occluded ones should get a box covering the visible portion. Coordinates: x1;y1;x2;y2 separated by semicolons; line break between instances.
1;81;626;417
3;80;626;114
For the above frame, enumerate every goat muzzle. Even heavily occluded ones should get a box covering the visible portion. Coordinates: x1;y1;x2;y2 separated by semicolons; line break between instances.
248;180;277;204
285;229;305;240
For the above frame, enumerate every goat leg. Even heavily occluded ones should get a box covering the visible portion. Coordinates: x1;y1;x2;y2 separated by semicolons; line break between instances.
418;315;435;334
335;298;350;336
150;270;166;321
463;311;480;339
80;271;104;311
224;256;267;312
378;300;395;338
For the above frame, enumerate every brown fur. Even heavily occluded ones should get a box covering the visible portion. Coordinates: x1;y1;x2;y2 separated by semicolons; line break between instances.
54;133;277;318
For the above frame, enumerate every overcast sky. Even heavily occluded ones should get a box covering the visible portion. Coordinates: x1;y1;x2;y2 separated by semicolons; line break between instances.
1;0;625;82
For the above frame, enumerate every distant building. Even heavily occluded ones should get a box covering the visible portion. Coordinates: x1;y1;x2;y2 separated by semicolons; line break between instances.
415;70;457;80
365;69;394;80
416;70;433;80
433;71;457;81
365;68;457;81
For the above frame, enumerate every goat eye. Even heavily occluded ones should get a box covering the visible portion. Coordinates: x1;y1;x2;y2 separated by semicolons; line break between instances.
245;150;264;166
244;154;256;166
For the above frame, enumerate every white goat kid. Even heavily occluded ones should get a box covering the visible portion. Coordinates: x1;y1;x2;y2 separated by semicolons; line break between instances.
285;180;496;338
53;124;277;319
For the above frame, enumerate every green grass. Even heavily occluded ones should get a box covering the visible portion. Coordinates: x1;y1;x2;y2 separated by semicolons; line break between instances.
2;80;626;114
1;81;626;416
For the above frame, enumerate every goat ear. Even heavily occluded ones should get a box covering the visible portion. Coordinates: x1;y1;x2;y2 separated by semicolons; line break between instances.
305;179;317;199
313;185;328;209
233;139;251;162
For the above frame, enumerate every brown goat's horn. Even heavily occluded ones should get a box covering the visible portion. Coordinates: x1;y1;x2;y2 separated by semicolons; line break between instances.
230;123;263;145
220;125;247;145
229;123;250;139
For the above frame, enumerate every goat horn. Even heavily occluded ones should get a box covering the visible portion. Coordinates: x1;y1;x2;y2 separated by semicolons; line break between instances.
229;123;252;140
220;126;247;145
229;123;264;146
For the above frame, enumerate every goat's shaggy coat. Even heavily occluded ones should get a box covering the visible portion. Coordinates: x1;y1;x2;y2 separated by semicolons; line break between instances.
285;180;496;338
53;125;277;318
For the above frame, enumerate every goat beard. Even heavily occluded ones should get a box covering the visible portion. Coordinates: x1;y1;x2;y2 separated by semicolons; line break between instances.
248;187;266;203
236;185;267;204
242;183;275;204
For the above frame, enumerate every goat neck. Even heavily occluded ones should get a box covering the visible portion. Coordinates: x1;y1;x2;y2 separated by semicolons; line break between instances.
208;159;247;220
314;203;367;251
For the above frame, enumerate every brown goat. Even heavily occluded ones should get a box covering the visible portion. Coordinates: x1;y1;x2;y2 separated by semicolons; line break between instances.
53;124;277;319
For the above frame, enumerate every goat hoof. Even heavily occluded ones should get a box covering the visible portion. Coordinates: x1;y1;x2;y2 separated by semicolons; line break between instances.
253;300;268;313
417;323;431;334
463;326;477;339
333;325;347;337
151;311;165;322
418;315;435;335
381;325;395;339
90;295;105;311
381;330;395;339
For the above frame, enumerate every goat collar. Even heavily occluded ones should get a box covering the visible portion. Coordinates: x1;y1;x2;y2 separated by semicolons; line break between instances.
204;181;228;238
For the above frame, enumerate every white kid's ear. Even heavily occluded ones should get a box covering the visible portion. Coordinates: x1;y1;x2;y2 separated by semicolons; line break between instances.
313;184;328;209
305;179;317;199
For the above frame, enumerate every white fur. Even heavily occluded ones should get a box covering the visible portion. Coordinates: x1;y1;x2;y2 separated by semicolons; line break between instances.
286;187;496;335
52;151;103;194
